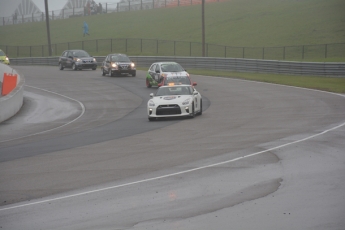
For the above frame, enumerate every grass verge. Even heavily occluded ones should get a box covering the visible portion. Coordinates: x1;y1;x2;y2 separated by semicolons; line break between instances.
138;67;345;93
190;69;345;93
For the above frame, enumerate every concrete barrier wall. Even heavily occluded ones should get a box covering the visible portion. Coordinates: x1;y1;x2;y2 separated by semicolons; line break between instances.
0;63;25;123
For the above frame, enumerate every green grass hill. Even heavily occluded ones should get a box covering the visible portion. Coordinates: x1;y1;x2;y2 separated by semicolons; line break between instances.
1;0;344;48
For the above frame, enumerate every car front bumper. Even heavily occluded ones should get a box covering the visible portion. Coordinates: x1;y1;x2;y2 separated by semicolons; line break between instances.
148;103;193;118
75;62;97;69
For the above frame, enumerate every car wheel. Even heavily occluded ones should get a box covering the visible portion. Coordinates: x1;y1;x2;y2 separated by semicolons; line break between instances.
132;72;136;77
190;103;195;118
72;63;77;71
146;79;152;88
109;69;113;77
92;67;96;70
148;117;155;121
59;63;64;70
199;99;203;115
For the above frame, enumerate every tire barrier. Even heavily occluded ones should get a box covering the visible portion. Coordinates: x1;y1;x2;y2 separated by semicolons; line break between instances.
1;73;18;96
0;64;24;123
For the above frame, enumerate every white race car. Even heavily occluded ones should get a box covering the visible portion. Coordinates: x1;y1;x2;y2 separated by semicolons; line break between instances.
147;84;202;121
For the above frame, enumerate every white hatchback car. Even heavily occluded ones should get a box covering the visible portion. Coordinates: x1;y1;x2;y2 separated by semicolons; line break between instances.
147;85;202;121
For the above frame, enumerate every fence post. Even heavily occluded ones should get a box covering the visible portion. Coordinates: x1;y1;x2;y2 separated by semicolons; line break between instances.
262;47;264;59
141;39;142;53
242;47;244;58
225;46;226;58
302;45;304;59
174;41;176;56
325;44;328;59
283;46;285;60
206;43;208;57
190;42;192;56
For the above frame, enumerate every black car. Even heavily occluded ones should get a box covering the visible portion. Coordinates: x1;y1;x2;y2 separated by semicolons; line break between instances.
101;53;136;77
59;50;97;71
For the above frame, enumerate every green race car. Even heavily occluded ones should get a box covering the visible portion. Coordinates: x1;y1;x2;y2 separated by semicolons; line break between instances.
0;49;10;65
146;62;197;88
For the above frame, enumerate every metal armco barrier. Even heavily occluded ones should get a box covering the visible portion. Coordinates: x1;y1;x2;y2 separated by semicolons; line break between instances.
9;56;345;77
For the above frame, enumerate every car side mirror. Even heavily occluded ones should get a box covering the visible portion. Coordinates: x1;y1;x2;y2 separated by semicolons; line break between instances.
193;91;198;95
192;82;197;86
150;93;154;98
155;70;160;73
68;56;73;59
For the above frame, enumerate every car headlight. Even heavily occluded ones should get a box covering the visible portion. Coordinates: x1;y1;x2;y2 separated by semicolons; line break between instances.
93;58;96;62
182;98;191;105
5;57;9;61
74;58;81;62
148;100;155;107
112;63;117;68
131;63;135;68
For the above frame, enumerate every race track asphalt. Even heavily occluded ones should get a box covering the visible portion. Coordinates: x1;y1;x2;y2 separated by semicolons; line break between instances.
0;66;344;230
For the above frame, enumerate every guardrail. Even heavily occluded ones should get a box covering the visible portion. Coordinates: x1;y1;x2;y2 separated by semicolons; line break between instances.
8;56;345;77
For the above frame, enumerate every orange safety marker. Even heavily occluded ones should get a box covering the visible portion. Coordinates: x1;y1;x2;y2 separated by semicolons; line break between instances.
1;73;18;96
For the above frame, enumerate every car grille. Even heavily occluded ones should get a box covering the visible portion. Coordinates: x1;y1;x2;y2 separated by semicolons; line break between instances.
156;104;181;115
82;60;93;63
119;64;129;70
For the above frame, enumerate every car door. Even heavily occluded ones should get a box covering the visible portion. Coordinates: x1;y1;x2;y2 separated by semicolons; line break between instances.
104;55;111;73
154;64;162;82
65;51;74;68
60;51;68;67
148;64;157;81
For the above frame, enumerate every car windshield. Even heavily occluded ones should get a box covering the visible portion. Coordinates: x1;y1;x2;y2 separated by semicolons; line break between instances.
156;86;192;96
111;55;131;62
0;50;5;56
161;63;184;72
72;50;90;57
164;76;191;85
